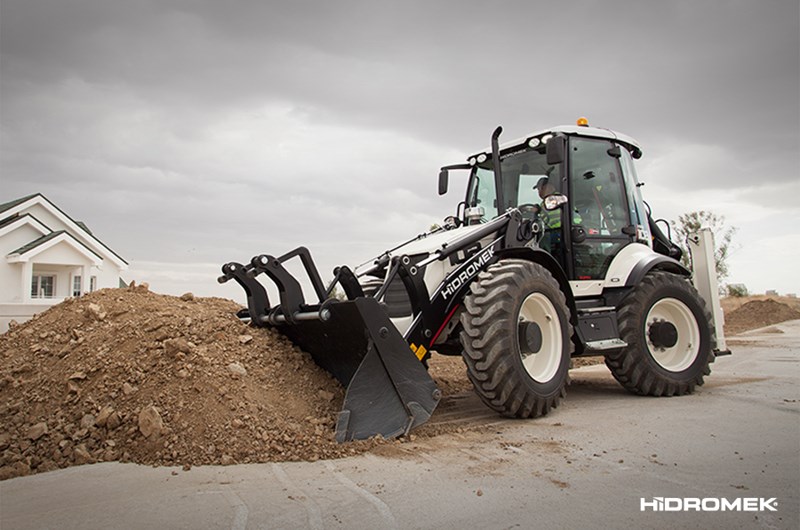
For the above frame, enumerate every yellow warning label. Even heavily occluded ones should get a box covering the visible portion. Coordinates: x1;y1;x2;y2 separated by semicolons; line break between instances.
411;344;427;360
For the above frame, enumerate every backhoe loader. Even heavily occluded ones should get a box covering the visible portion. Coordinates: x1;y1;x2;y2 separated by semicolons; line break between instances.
220;119;730;442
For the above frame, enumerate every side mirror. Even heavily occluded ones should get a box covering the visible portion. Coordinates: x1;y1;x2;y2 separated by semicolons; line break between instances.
438;168;449;195
438;163;471;196
546;135;566;165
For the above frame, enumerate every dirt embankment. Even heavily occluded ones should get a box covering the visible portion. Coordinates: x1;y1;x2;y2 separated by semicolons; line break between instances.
721;296;800;335
0;286;389;480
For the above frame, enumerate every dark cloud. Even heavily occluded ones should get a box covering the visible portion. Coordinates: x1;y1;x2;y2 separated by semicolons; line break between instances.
4;1;796;141
1;0;798;295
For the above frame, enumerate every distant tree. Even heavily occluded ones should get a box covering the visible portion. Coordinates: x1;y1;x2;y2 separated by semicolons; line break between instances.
670;211;737;282
726;284;749;297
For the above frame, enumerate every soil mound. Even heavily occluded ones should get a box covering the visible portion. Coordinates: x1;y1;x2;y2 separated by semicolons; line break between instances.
724;299;800;334
0;285;387;480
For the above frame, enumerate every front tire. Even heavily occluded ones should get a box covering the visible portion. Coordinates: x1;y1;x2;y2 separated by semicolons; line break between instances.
460;260;573;418
606;271;715;396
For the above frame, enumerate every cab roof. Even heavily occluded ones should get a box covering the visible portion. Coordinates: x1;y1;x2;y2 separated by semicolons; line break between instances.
469;124;643;160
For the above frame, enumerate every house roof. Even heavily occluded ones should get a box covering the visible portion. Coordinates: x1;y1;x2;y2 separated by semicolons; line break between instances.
0;193;128;267
0;212;26;231
0;212;51;237
11;230;65;255
7;230;104;264
0;193;40;215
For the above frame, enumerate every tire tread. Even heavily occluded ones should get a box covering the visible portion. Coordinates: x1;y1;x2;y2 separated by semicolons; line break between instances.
460;259;573;418
605;271;715;396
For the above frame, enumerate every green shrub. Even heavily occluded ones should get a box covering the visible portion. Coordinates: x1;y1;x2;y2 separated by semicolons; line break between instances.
726;284;749;297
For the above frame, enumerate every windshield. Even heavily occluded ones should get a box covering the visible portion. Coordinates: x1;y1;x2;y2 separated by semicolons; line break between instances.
466;147;561;220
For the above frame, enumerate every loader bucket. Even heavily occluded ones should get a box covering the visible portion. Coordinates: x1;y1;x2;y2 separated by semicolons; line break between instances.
276;297;441;442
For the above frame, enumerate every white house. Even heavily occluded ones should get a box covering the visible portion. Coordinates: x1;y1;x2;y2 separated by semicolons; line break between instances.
0;193;128;332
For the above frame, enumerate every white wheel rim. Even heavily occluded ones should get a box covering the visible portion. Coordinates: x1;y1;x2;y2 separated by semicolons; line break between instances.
645;297;701;372
518;293;563;383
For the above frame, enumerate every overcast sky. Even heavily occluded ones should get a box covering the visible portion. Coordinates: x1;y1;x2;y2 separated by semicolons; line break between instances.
2;0;798;301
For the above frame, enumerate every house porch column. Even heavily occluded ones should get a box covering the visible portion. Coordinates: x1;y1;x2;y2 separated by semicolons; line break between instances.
81;264;91;296
21;261;33;303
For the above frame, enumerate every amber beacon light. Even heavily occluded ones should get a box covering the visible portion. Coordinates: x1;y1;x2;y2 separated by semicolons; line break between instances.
576;116;589;126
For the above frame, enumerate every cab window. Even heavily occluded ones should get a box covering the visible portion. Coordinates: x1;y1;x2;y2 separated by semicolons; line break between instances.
569;137;631;279
467;147;561;221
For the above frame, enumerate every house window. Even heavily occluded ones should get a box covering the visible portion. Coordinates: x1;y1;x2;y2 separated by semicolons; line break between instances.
31;275;56;299
90;276;97;292
73;275;82;297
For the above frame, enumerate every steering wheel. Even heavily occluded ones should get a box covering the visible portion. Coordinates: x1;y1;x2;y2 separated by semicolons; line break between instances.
518;203;541;219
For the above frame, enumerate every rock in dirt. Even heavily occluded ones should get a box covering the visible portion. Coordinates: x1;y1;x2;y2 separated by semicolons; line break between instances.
80;414;95;429
73;444;93;464
28;422;48;441
318;390;335;402
163;338;192;356
227;362;247;377
95;406;114;427
87;303;106;321
138;406;164;438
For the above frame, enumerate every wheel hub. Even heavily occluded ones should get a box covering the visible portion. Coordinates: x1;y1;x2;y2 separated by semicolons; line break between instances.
644;297;702;372
518;292;563;383
648;320;678;349
518;321;543;356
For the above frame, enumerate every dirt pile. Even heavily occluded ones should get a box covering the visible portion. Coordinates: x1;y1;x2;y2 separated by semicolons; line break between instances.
724;299;800;334
0;285;391;480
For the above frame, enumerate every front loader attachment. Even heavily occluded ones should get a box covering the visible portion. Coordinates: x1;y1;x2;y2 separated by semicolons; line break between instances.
219;249;440;442
298;297;440;442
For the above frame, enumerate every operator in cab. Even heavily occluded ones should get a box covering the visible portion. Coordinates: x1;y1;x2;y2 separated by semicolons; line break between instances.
535;177;582;271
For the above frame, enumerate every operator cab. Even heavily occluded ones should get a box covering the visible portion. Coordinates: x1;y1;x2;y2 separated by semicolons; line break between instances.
444;119;652;282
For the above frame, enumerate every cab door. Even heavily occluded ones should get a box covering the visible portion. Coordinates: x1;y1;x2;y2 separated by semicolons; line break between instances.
568;137;633;280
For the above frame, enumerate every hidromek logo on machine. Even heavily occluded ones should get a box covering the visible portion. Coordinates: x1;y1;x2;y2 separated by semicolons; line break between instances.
441;246;495;300
640;497;778;512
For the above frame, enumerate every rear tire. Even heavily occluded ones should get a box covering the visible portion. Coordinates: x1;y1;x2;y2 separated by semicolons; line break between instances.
605;271;715;396
460;260;573;418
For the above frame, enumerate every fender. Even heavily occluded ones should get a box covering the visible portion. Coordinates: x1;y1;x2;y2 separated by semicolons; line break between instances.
602;243;690;289
624;253;690;287
494;246;577;320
